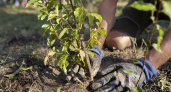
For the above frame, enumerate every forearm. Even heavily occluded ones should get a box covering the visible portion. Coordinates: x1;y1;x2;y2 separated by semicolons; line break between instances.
146;29;171;69
97;0;118;48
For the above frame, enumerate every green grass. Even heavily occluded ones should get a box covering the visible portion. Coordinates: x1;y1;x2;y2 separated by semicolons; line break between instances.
0;5;49;58
0;5;47;42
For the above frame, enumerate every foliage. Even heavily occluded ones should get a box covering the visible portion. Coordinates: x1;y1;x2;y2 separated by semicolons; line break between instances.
130;0;171;52
0;55;9;65
51;87;61;92
131;86;142;92
26;0;106;75
158;77;170;90
129;0;171;90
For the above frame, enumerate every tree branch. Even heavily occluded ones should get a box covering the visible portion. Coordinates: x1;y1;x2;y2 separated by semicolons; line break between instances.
69;0;77;29
80;34;93;81
136;0;163;87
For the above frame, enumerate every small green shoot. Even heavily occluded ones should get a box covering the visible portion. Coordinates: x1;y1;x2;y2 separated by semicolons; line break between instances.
133;60;141;65
123;70;137;75
158;77;170;90
5;65;29;78
0;55;9;65
32;51;39;59
131;86;142;92
57;87;61;92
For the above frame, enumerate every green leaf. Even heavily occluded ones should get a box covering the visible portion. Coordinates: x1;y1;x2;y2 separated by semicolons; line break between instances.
142;39;147;46
26;0;38;7
123;70;133;74
88;15;94;26
96;22;100;26
57;55;69;75
56;18;61;24
134;77;138;82
90;13;102;24
124;70;137;75
69;39;78;51
150;14;155;23
47;34;56;47
131;87;142;92
44;56;48;66
152;24;164;53
138;55;144;57
87;10;94;26
49;28;57;32
162;1;171;20
47;0;60;7
74;7;83;28
42;24;50;29
5;65;28;78
59;28;68;38
156;24;164;47
62;14;67;18
62;46;68;52
152;43;162;53
34;90;38;92
41;14;47;20
32;51;39;59
133;71;137;75
133;60;141;64
33;2;44;7
88;51;94;58
63;64;67;75
130;1;156;11
34;65;38;70
74;7;83;18
38;9;47;20
48;12;57;20
55;5;59;15
5;74;15;78
98;27;106;39
48;50;56;56
42;24;50;37
57;87;61;92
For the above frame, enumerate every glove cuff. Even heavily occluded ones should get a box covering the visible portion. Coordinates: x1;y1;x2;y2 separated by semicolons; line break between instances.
89;46;104;60
137;58;157;82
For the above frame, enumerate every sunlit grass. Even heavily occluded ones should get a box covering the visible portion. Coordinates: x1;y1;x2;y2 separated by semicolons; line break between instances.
0;5;47;42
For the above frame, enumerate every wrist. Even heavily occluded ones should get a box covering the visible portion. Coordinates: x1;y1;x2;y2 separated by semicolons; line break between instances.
137;58;157;82
89;46;104;60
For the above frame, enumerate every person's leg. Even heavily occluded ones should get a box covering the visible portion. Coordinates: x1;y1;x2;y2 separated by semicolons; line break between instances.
103;0;152;50
146;29;171;69
97;0;118;49
105;31;132;50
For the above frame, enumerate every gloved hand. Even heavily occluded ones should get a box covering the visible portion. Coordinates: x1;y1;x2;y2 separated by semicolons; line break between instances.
66;46;104;82
90;58;157;92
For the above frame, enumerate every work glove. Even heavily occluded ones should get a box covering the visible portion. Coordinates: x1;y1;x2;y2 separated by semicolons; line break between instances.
66;46;104;82
90;58;157;92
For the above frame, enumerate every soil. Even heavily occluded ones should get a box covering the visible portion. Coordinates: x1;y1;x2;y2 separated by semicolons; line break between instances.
0;32;170;92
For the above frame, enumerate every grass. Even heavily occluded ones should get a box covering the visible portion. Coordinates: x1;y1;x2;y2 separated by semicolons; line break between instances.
0;5;49;57
0;5;46;41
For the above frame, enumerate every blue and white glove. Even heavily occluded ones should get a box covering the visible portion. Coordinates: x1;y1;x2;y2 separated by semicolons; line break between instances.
66;46;104;81
90;58;157;92
89;46;104;77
